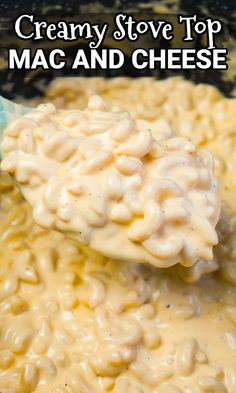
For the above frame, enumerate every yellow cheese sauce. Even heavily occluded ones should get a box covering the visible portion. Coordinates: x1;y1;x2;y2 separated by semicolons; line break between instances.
0;77;236;393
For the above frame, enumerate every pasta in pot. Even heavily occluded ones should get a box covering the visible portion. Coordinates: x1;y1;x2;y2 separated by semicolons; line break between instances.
0;76;236;393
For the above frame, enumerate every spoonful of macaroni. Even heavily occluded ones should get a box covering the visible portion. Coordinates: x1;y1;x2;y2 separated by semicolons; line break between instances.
0;95;220;268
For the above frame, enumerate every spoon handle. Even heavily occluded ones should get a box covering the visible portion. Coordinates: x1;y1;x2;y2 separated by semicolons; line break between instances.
0;96;31;154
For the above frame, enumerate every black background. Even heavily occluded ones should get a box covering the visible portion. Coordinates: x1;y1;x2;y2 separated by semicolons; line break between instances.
0;0;235;99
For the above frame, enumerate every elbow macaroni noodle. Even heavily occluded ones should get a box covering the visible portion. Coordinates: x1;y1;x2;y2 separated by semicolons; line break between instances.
0;77;236;393
1;94;220;267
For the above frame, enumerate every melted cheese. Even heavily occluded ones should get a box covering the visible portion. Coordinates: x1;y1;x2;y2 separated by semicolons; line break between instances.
1;95;219;267
0;77;236;393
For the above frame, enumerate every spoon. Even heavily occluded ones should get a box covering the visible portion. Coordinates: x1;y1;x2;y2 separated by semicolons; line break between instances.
0;95;220;268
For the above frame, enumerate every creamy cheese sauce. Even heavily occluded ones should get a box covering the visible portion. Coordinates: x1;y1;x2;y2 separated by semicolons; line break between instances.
1;96;219;268
0;77;236;393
